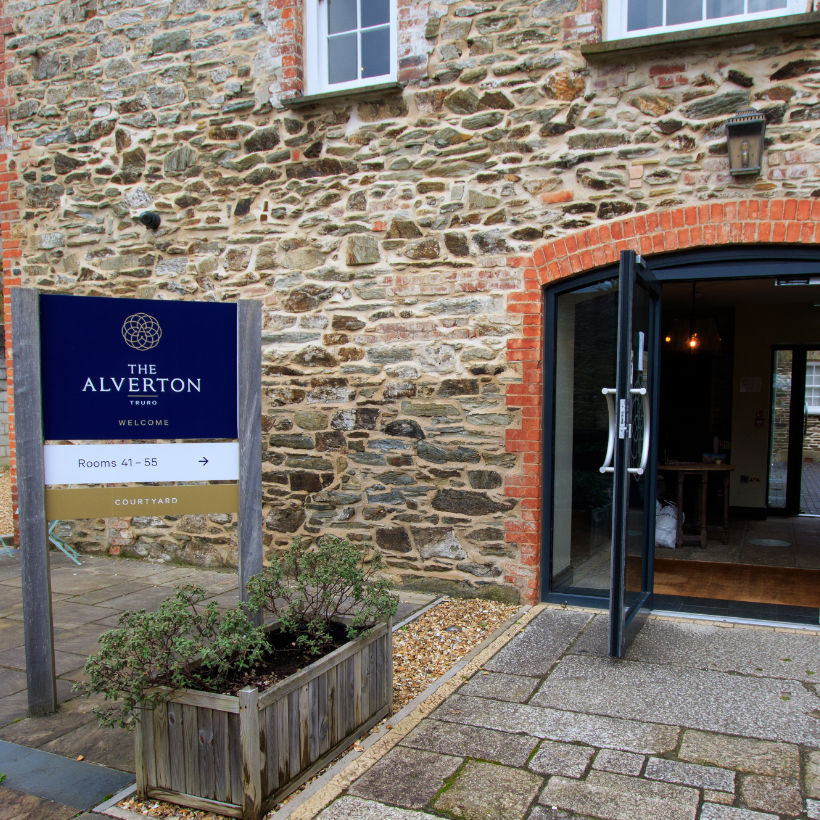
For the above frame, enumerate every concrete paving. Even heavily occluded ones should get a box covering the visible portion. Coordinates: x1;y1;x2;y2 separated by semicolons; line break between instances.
319;608;820;820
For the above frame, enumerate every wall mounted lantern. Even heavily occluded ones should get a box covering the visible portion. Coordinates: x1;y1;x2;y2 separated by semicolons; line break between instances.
725;109;766;177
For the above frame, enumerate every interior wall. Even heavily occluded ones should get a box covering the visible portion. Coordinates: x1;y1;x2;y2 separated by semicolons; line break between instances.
731;301;820;508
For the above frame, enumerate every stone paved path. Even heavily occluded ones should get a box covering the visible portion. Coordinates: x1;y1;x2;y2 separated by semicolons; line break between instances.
317;608;820;820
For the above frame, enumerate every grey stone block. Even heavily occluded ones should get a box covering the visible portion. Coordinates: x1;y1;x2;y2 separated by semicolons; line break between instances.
402;718;538;766
539;770;699;820
485;609;592;676
348;747;462;809
644;757;735;792
530;655;819;745
433;694;679;755
592;748;645;775
528;740;594;778
699;805;778;820
807;750;820;799
738;774;803;815
434;759;543;820
678;730;799;779
806;797;820;820
459;671;540;702
317;796;443;820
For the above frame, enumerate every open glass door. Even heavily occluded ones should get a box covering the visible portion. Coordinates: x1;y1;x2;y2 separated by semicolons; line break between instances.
544;251;658;658
608;251;659;657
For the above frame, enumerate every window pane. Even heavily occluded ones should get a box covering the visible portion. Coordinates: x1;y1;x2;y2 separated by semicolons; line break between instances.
328;32;358;84
748;0;786;10
328;0;356;35
362;0;389;28
361;27;389;78
707;0;743;17
627;0;662;31
667;0;702;25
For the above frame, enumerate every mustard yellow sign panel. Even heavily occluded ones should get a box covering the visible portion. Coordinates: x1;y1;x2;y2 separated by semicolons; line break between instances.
45;484;239;520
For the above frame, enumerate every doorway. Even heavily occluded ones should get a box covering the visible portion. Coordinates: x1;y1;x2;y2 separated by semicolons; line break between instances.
542;248;820;653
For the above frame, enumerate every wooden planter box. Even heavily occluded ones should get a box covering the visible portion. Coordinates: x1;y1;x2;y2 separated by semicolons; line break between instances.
135;620;392;819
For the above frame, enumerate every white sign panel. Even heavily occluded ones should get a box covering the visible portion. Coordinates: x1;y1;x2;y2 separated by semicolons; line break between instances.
44;442;239;486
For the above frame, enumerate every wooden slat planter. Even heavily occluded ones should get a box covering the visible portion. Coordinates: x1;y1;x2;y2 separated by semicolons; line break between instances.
135;620;392;820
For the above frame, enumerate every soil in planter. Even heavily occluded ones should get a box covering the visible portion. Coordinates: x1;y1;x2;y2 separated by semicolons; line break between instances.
198;621;352;696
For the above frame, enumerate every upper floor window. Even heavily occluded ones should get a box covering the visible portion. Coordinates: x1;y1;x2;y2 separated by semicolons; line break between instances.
606;0;807;39
305;0;397;94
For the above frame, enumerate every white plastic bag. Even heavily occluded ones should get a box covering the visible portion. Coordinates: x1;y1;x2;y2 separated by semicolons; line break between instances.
655;500;678;549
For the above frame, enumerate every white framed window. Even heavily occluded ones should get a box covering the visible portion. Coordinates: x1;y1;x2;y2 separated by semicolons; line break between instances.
606;0;807;39
305;0;397;95
807;362;820;415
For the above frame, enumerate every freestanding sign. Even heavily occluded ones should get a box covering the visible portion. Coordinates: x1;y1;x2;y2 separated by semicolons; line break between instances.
12;290;262;716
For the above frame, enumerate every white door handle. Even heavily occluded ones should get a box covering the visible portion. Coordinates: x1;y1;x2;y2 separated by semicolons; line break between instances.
599;388;616;474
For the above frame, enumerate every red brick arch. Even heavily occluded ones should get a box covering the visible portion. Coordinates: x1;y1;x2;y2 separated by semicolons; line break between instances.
501;198;820;603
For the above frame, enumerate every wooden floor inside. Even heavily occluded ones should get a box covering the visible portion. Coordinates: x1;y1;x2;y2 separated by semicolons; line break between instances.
627;557;820;608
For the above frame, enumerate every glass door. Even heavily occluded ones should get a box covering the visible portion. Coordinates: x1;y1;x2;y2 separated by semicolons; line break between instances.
608;252;659;657
543;251;659;658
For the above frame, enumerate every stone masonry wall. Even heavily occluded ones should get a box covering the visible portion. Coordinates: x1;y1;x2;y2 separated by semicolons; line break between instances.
2;0;820;602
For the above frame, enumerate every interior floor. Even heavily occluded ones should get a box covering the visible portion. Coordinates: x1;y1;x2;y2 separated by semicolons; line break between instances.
655;514;820;570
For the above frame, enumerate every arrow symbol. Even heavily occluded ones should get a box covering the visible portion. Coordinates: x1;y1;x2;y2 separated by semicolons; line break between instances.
199;457;209;466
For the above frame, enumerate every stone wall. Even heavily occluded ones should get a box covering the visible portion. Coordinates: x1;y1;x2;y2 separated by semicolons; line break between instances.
3;0;820;601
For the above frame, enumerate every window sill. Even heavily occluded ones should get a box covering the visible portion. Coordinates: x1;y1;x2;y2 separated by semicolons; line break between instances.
281;82;403;110
582;12;820;59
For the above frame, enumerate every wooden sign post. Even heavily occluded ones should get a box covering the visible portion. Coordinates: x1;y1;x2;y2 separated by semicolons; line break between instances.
12;289;262;716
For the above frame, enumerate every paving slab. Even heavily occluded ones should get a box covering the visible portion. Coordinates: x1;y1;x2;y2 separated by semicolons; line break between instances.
317;796;443;820
348;747;462;809
41;720;135;771
572;617;820;682
539;770;700;820
808;749;820;798
738;773;803;815
401;718;538;766
434;759;542;820
592;748;645;776
0;739;133;810
644;757;735;792
678;729;800;779
0;644;88;676
0;619;25;650
485;609;592;677
527;740;595;778
530;654;819;744
807;797;820;819
526;807;589;820
458;670;541;702
698;805;778;820
433;694;680;755
0;665;26;696
66;582;152;606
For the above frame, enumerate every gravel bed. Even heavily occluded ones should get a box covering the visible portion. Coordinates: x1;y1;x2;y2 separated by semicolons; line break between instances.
116;596;519;819
0;471;13;536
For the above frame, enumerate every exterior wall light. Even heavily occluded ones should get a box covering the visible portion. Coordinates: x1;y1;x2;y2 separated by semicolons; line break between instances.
136;211;162;230
725;109;766;177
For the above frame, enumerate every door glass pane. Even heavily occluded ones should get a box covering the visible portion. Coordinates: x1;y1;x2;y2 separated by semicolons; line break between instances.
707;0;743;18
551;280;618;596
362;0;389;28
328;0;357;34
801;354;820;515
667;0;703;25
328;33;358;84
627;0;663;31
361;27;389;78
768;349;791;508
624;282;652;610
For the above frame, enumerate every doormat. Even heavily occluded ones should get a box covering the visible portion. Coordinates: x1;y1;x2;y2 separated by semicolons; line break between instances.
746;538;792;547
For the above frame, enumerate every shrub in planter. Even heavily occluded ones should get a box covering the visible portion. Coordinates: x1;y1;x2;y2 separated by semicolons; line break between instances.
79;537;397;819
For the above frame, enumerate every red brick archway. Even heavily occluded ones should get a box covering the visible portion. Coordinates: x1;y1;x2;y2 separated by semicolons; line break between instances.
502;198;820;603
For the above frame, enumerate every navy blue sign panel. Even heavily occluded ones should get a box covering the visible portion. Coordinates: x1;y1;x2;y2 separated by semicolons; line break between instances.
40;294;238;440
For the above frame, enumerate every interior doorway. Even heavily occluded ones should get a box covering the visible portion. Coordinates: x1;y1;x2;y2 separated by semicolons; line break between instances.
543;248;820;640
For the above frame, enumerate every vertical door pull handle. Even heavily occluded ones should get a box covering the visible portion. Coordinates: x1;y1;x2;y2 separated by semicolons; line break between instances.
599;388;617;474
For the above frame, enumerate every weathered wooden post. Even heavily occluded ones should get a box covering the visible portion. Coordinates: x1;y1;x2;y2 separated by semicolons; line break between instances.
11;287;57;716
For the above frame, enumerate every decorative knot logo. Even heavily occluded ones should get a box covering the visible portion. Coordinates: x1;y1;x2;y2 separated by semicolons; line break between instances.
121;313;162;351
